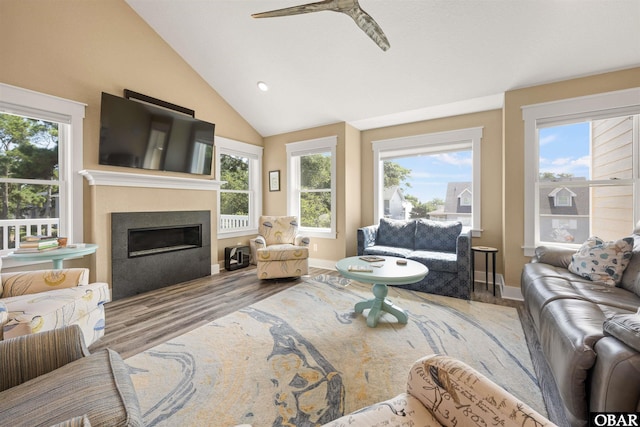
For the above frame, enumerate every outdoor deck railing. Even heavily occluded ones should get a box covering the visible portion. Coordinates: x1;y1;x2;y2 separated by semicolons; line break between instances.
0;218;59;251
220;214;249;230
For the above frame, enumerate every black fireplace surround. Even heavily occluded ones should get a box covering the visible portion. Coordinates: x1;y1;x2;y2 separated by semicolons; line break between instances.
111;210;211;300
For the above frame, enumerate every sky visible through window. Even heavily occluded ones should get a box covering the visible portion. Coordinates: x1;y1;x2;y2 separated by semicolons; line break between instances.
539;122;590;179
390;122;589;204
390;151;472;203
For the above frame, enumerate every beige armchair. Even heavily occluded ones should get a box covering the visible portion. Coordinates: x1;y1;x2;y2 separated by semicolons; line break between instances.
255;215;310;279
0;258;110;345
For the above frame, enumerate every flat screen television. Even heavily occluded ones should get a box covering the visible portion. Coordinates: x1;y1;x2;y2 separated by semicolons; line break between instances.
99;92;215;175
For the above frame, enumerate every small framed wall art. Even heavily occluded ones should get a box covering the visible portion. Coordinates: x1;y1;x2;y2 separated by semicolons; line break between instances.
269;170;280;192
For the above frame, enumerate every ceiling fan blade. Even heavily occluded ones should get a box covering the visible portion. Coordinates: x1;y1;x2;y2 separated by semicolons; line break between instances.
252;0;334;18
346;7;390;51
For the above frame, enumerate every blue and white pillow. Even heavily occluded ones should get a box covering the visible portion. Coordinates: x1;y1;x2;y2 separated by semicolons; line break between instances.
376;218;416;249
568;236;634;286
415;219;462;252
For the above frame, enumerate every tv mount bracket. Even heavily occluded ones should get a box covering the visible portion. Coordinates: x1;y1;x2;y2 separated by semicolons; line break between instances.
124;89;195;118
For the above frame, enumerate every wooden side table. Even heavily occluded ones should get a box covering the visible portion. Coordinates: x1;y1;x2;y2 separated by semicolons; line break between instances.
471;246;498;296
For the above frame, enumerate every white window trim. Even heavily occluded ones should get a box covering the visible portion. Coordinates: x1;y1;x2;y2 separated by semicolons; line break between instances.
214;136;263;238
522;87;640;256
0;83;86;253
286;136;337;239
372;127;483;237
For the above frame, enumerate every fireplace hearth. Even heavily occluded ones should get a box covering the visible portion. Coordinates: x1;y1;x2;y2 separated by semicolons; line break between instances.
111;211;211;300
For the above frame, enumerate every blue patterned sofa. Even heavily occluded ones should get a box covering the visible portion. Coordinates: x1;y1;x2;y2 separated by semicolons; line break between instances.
357;218;471;299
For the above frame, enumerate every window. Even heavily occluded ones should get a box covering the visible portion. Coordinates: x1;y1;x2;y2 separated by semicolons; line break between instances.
459;189;472;207
286;136;337;238
215;137;262;237
0;83;85;256
523;88;640;255
372;127;483;235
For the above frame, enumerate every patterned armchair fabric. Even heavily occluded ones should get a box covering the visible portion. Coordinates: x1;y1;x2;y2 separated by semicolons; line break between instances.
255;216;310;279
0;258;110;345
357;218;471;299
323;354;554;427
0;325;143;426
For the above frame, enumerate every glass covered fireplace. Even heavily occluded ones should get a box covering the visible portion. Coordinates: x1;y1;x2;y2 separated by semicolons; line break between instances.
111;210;211;300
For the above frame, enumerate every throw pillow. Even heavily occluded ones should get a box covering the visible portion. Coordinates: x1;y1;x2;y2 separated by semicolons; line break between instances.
568;236;634;286
415;219;462;252
620;234;640;297
376;218;416;249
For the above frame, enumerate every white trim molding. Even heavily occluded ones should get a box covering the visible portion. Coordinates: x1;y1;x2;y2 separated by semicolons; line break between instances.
521;87;640;256
372;127;483;236
0;83;86;245
286;136;338;239
79;169;222;191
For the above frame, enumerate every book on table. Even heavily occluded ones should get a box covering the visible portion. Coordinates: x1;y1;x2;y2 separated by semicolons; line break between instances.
14;246;60;253
359;256;385;262
348;265;374;272
18;236;59;251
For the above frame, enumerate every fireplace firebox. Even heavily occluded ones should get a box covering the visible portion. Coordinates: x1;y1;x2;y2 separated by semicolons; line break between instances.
111;211;211;300
128;224;202;258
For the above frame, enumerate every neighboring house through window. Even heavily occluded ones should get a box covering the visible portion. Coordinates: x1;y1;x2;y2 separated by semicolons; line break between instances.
372;127;483;236
0;83;85;256
523;88;640;255
215;136;263;237
286;136;337;238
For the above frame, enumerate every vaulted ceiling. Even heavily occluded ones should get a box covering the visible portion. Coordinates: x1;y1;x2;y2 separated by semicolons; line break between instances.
126;0;640;137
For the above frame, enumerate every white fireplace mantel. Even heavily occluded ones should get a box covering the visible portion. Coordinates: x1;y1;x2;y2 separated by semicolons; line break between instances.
79;169;223;191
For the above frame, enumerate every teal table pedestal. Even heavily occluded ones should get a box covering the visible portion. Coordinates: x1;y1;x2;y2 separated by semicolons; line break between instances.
335;256;428;328
354;283;409;327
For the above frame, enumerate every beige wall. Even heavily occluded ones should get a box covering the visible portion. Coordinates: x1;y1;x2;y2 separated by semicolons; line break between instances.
360;110;504;273
0;0;262;282
502;67;640;289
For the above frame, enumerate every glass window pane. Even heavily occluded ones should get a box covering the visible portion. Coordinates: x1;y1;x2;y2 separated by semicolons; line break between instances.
538;184;634;244
0;113;59;181
1;182;59;220
220;153;249;191
383;151;471;221
220;192;249;230
220;192;248;216
301;153;331;190
539;122;591;180
538;115;635;245
300;191;331;228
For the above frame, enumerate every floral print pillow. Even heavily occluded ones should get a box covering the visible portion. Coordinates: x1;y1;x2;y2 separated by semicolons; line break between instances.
569;236;634;286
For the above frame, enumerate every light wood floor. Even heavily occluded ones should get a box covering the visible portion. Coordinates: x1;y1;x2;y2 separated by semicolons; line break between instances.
89;265;518;359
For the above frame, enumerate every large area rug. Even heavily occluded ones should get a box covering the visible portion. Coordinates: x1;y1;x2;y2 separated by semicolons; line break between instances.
126;275;546;426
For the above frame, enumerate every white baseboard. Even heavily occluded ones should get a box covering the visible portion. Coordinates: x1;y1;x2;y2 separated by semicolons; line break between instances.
472;270;523;301
211;263;220;275
309;258;338;270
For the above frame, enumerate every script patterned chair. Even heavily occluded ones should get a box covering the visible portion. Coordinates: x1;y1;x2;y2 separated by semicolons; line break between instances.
255;216;310;279
0;258;110;345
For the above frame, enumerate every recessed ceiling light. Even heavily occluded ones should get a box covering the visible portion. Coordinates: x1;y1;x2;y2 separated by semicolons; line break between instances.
257;81;269;92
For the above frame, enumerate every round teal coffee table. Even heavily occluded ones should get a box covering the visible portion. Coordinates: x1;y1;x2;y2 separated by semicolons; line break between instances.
8;244;98;269
335;256;428;327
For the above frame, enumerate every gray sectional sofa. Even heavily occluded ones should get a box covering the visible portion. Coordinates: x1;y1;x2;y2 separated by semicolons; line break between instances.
521;222;640;427
357;218;471;299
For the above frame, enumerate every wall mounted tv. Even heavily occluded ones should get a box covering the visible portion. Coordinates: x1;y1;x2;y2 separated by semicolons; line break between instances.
99;92;215;175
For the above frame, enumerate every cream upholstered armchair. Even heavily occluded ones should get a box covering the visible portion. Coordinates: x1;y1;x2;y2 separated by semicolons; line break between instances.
255;216;310;279
0;258;110;345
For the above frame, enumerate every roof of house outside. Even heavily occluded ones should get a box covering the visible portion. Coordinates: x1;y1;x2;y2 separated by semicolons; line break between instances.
539;177;590;215
443;182;472;214
383;186;404;201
